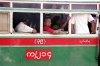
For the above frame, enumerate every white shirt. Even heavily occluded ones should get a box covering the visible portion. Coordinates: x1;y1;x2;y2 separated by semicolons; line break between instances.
15;22;33;32
70;14;94;34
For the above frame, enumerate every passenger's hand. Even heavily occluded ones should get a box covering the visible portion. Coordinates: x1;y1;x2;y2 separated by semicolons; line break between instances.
67;16;71;21
12;29;15;32
54;30;61;34
32;29;37;33
12;28;15;33
54;29;63;34
58;28;64;31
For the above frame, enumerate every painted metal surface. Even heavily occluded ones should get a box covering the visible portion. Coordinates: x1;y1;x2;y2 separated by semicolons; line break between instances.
0;37;98;66
0;8;99;13
0;1;99;65
0;38;98;45
0;46;98;66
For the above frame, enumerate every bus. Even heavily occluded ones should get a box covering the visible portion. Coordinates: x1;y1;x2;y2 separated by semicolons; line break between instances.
0;1;100;66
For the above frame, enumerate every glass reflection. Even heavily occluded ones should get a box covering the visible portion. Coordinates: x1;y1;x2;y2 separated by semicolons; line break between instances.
13;3;40;8
0;2;10;7
43;4;69;9
72;4;97;10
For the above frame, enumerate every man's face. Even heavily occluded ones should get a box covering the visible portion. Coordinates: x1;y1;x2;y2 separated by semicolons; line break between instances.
45;19;51;27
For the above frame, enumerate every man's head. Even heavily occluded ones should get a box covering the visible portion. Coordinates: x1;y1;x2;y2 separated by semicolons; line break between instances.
44;18;51;27
52;16;61;26
19;13;29;24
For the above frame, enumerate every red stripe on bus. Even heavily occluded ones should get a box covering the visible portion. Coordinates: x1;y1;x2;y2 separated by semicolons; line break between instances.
0;38;98;45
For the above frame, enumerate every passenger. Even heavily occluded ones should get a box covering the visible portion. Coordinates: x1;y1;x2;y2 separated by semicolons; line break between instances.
70;14;95;34
61;15;70;31
15;14;37;33
88;14;97;33
51;16;70;30
98;15;100;66
51;16;61;30
43;18;63;34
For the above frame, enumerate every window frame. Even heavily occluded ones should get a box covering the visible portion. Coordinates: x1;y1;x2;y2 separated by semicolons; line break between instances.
0;1;99;36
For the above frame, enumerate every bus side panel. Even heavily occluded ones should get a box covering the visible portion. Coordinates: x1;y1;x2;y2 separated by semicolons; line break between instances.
0;46;98;66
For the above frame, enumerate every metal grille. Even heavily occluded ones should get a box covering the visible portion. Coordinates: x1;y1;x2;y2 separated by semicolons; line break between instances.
0;12;10;33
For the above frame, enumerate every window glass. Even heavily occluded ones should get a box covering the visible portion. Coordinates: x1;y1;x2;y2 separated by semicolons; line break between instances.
0;12;10;33
72;4;97;10
0;2;10;7
43;4;69;9
43;13;69;34
13;12;40;33
13;3;40;8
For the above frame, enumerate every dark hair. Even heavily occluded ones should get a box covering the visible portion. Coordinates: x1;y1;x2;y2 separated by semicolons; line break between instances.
19;13;28;22
44;17;51;22
91;14;96;17
51;16;60;27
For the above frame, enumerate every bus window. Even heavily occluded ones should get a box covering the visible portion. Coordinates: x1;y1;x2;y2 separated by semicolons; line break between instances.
43;13;69;34
0;2;10;7
13;12;40;33
0;12;10;33
72;4;97;10
43;4;69;9
13;3;40;8
71;13;97;34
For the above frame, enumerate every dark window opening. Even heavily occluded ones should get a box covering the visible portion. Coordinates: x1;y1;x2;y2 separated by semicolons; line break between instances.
13;12;40;33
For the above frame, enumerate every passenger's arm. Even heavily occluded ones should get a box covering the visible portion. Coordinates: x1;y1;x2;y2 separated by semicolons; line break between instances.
91;20;95;34
71;24;75;34
61;16;70;29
